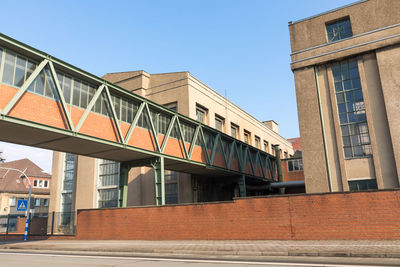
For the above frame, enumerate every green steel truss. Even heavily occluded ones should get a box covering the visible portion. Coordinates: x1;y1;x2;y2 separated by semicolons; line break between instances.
0;33;278;191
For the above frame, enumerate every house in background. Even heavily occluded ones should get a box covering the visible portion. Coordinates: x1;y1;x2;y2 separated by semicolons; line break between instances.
0;158;51;217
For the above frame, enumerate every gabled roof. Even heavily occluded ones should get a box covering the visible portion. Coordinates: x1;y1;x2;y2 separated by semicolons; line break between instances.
0;158;51;194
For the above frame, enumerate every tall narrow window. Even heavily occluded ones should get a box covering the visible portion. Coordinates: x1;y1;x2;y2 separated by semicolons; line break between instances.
231;123;239;138
263;141;269;153
254;136;260;149
60;153;75;225
244;130;251;145
332;59;372;159
196;104;207;123
215;115;225;132
165;170;178;204
326;18;352;42
97;159;119;208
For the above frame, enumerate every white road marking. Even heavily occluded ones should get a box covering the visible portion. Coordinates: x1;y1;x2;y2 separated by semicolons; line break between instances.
0;252;381;267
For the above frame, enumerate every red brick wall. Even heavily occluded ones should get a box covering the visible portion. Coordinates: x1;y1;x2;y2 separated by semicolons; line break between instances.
76;190;400;240
282;161;305;182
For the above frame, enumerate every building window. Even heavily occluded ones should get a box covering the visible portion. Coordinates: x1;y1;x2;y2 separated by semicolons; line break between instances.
263;141;269;153
97;159;119;208
60;153;75;225
43;199;49;207
231;123;239;138
287;159;303;172
284;151;288;158
33;179;49;188
35;198;41;207
164;102;177;112
254;136;260;149
195;104;207;123
9;197;16;207
165;170;178;204
326;17;352;42
215;115;225;132
348;179;377;191
332;59;372;159
244;130;251;145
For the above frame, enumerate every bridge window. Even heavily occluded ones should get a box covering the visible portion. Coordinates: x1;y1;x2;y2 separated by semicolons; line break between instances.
97;159;119;208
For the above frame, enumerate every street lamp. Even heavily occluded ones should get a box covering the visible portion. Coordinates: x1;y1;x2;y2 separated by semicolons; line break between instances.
0;167;32;241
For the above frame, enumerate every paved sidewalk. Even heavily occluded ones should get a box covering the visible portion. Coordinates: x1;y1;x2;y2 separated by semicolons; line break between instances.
0;239;400;259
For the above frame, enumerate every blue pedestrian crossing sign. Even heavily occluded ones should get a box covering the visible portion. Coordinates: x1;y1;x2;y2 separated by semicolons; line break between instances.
17;199;28;211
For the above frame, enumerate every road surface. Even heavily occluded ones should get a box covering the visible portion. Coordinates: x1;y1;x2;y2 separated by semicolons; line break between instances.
0;252;396;267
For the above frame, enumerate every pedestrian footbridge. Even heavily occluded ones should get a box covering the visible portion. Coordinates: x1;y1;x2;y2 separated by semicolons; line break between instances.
0;33;279;205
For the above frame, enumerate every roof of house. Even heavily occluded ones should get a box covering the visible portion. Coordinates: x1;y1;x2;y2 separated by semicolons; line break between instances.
0;158;51;194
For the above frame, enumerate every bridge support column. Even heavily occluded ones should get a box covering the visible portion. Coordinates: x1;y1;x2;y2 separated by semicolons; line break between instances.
238;175;247;197
118;163;129;208
274;145;284;194
152;156;165;206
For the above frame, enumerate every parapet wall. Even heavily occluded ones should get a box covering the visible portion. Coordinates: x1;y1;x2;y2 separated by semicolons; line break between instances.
76;190;400;240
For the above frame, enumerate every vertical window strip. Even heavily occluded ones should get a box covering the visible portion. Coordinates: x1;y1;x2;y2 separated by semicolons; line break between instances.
97;159;119;208
332;59;372;159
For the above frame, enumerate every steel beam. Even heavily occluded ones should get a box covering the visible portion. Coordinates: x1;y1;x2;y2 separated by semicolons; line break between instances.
118;163;129;207
152;157;165;206
75;84;105;132
48;61;75;132
238;175;247;197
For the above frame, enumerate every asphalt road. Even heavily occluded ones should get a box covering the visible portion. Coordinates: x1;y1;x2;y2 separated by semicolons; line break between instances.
0;252;394;267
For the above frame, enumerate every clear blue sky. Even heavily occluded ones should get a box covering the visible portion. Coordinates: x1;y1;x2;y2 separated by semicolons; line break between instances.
0;0;357;172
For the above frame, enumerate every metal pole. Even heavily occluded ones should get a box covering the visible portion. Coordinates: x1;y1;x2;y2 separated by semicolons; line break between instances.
0;167;32;241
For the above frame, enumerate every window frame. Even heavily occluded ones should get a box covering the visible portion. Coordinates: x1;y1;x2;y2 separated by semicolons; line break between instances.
230;123;239;139
325;17;353;43
195;104;208;124
214;114;225;132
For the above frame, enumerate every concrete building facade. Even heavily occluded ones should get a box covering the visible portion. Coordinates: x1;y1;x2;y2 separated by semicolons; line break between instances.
289;0;400;193
49;70;293;216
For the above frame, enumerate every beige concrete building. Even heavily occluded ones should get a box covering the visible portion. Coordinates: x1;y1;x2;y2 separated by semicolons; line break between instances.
289;0;400;193
49;70;293;222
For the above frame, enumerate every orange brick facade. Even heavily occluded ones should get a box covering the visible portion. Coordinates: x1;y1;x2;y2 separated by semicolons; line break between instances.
76;189;400;240
282;160;304;182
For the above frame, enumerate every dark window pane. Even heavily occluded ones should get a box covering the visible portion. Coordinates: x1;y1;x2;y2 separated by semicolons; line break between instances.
81;83;88;108
344;147;353;158
338;103;346;113
336;93;345;103
63;76;72;104
3;51;16;85
339;113;348;124
334;81;343;92
14;56;26;87
342;136;351;146
341;125;349;136
326;18;353;42
72;80;81;106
